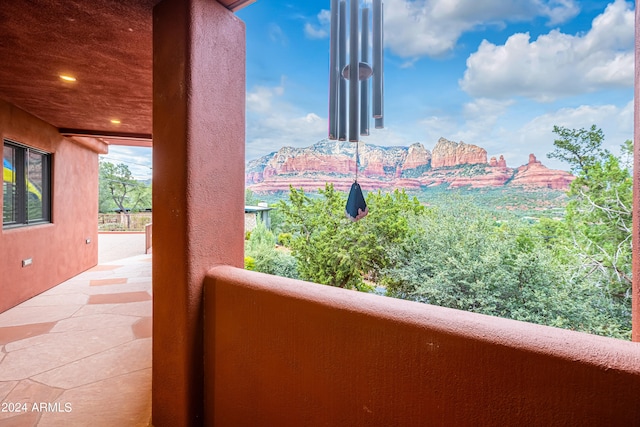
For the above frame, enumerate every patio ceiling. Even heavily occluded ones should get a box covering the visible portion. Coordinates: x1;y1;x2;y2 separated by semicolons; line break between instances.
0;0;254;148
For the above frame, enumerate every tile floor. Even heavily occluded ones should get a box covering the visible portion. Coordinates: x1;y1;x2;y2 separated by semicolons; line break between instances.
0;255;152;427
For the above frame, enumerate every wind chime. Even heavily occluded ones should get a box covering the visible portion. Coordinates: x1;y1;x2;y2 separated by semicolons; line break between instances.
328;0;384;221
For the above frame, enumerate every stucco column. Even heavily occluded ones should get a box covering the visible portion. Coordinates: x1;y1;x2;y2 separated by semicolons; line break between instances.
633;0;639;342
152;0;246;424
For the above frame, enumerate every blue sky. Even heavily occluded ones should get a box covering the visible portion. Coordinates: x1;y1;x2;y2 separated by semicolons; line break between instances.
239;0;634;170
105;0;635;178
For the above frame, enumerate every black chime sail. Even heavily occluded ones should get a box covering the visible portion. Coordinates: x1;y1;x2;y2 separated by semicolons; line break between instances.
328;0;383;222
346;141;368;221
346;182;368;221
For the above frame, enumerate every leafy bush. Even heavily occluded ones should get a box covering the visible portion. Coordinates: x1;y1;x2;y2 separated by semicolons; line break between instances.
279;184;363;289
255;131;633;340
278;184;424;290
245;220;299;279
381;202;630;339
278;232;293;247
244;256;256;271
268;252;299;279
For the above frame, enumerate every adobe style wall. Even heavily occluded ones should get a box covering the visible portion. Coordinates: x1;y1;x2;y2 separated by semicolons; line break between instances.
152;0;245;425
0;100;100;313
205;266;640;426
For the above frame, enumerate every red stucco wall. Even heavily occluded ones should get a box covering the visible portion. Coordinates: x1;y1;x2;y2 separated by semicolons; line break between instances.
205;266;640;426
632;0;639;342
152;0;246;425
0;100;99;313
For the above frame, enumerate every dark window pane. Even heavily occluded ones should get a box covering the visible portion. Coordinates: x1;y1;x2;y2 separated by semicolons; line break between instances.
27;150;44;221
3;140;51;228
3;144;16;224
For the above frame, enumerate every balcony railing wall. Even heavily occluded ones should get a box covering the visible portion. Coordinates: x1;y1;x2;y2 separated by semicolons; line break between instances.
205;266;640;426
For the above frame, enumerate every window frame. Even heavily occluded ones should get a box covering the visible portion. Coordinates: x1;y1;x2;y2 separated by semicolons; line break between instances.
3;139;51;228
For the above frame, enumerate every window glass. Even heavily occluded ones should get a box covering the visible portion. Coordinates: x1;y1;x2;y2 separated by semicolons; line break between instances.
2;140;51;228
3;144;16;224
27;150;45;221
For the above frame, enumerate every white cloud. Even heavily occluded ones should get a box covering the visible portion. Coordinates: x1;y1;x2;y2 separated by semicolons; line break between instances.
460;0;634;101
305;9;331;39
246;79;327;160
416;97;633;169
516;101;634;169
360;126;421;147
101;147;153;180
420;115;458;145
541;0;581;25
304;23;328;39
454;98;515;148
382;0;580;58
462;98;514;121
246;80;285;114
418;98;514;155
245;82;416;159
268;23;288;46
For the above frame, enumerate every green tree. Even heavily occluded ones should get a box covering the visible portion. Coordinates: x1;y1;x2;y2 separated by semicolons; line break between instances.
547;125;608;175
99;161;151;228
358;189;425;280
279;184;365;289
278;184;425;290
547;126;632;299
245;219;298;279
245;188;259;205
620;138;633;170
382;202;630;338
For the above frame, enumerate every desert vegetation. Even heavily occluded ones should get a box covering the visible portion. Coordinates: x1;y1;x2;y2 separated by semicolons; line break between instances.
98;161;152;231
245;126;633;340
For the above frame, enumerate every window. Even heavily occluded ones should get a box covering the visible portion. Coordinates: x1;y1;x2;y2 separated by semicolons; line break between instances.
3;140;51;227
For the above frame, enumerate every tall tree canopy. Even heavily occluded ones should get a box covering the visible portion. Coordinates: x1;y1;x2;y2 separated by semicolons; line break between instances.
99;161;151;227
548;125;632;298
278;184;423;290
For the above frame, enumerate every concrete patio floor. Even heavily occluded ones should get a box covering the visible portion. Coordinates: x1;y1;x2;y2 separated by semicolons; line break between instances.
0;253;152;426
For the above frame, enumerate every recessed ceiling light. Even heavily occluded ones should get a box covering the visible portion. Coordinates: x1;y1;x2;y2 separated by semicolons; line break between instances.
59;74;76;82
110;119;121;125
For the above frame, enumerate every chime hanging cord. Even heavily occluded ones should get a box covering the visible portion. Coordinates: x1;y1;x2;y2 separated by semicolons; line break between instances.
355;141;359;183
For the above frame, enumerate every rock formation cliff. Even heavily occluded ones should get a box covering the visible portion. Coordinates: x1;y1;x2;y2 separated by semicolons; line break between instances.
246;139;431;185
489;155;507;168
246;138;573;193
431;138;487;168
510;154;575;190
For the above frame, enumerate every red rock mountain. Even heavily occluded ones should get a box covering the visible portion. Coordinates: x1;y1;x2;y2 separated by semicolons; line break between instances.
510;154;575;190
246;138;574;193
431;137;487;168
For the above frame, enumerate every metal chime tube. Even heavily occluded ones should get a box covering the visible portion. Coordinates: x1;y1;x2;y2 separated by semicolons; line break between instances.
338;0;347;141
360;7;370;136
348;0;359;142
328;0;339;140
375;2;384;129
372;0;383;119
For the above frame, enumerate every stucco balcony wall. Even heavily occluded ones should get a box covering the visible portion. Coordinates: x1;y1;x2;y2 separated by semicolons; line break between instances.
204;266;640;426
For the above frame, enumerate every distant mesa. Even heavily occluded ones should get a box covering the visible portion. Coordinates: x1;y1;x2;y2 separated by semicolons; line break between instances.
510;153;575;190
246;138;575;193
431;137;487;168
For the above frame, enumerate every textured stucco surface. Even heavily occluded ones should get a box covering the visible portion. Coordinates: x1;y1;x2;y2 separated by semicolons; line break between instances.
0;100;100;313
206;266;640;426
152;0;246;425
632;0;639;342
